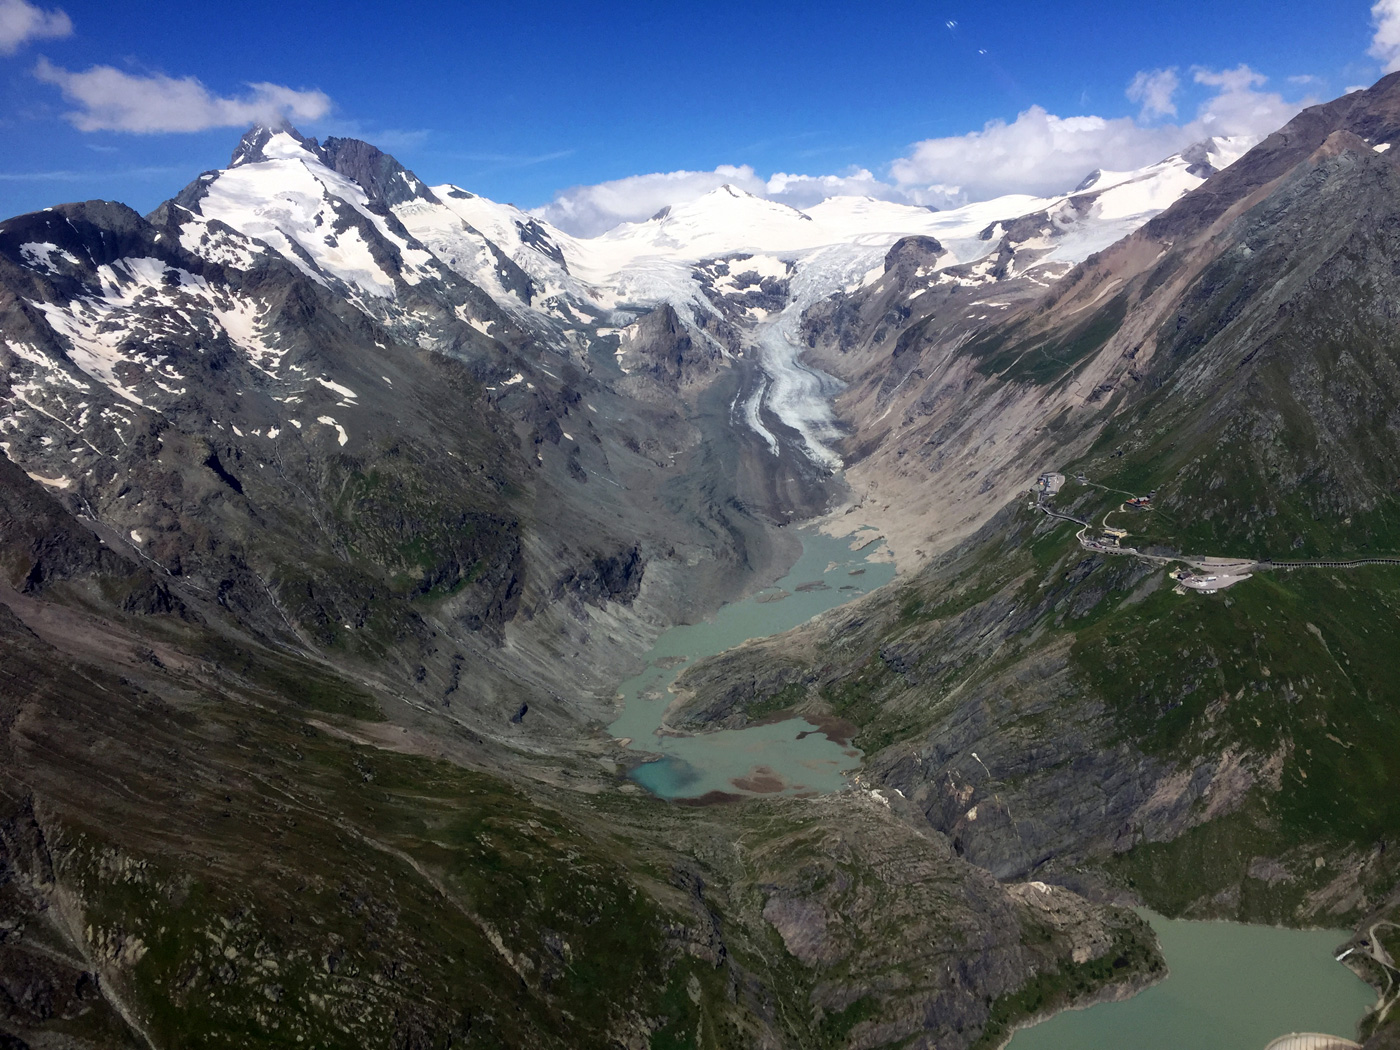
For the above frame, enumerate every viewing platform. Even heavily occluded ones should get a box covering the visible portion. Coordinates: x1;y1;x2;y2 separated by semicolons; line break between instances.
1263;1034;1361;1050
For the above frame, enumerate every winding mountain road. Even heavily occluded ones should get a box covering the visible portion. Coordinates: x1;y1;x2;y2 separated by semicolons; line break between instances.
1034;498;1400;594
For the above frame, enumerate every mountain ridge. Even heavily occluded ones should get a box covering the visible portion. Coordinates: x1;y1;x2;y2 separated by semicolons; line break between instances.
3;80;1398;1050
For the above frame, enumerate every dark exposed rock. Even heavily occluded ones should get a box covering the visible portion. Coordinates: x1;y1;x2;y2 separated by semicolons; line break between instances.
883;235;945;283
201;448;243;495
619;302;722;385
551;546;644;608
319;136;440;209
514;219;568;270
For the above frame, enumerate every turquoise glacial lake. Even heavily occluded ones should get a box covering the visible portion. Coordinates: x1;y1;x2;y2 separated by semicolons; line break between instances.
608;526;894;799
1009;912;1374;1050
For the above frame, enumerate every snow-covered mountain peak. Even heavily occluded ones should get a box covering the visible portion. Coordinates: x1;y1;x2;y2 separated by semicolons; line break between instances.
1064;136;1255;202
172;128;450;306
1179;135;1255;176
150;124;1268;373
229;124;322;168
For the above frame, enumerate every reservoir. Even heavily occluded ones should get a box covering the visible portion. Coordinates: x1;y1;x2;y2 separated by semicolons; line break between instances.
1008;912;1375;1050
609;525;894;799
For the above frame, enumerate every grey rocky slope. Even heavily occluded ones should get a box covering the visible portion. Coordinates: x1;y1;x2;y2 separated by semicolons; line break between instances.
0;155;806;753
0;122;1194;1048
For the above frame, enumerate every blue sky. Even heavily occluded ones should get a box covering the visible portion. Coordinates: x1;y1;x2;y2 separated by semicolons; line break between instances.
0;0;1392;233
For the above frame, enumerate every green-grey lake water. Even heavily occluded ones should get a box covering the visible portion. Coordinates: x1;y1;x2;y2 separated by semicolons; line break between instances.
1008;912;1375;1050
608;526;894;798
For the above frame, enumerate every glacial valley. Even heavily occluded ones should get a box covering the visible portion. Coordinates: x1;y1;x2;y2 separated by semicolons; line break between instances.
3;72;1400;1050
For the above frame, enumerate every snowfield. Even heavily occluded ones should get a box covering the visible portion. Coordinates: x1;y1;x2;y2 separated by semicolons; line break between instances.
3;124;1254;477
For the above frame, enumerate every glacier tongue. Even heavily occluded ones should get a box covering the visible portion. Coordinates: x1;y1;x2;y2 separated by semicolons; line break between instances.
742;243;891;469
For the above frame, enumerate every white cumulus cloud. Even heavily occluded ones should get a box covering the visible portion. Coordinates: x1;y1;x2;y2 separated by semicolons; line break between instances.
764;168;905;209
1371;0;1400;73
1127;68;1181;120
33;59;331;133
890;108;1178;203
0;0;70;55
534;165;768;236
536;64;1312;237
1190;65;1300;136
888;66;1306;203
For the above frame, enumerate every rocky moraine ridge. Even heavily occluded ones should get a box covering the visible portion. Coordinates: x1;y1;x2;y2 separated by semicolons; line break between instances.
1;77;1398;1050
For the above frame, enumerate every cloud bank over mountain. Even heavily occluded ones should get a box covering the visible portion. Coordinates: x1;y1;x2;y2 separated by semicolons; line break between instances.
1372;0;1400;73
535;66;1310;236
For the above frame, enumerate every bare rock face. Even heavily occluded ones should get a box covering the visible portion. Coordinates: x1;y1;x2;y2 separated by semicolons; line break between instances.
692;254;795;325
617;302;723;386
762;895;841;966
1006;881;1117;964
883;235;945;285
551;545;645;608
737;792;1163;1050
0;458;184;617
0;455;132;591
319;136;439;209
1179;137;1229;178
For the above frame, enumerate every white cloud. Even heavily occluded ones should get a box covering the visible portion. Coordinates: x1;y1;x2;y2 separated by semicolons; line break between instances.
764;168;904;209
1371;0;1400;73
33;59;331;133
534;165;768;236
889;65;1306;202
537;166;913;235
1189;65;1302;136
1127;68;1180;120
536;64;1310;237
890;107;1178;202
1192;64;1266;93
0;0;70;55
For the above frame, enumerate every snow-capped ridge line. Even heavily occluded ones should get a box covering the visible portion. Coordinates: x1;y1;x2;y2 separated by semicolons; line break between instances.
145;122;1258;377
